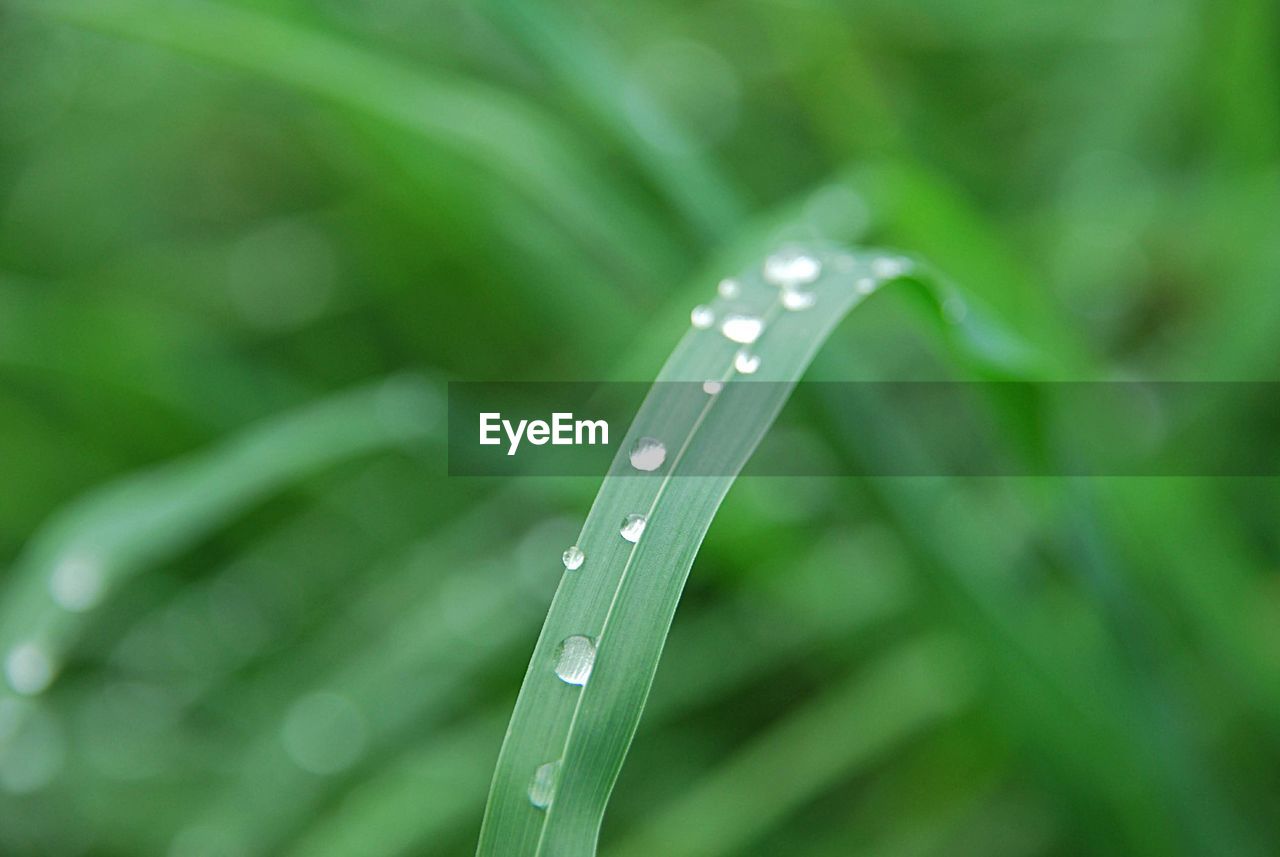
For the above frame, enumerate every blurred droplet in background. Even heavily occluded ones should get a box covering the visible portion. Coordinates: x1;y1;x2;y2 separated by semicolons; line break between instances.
281;691;368;776
227;218;336;331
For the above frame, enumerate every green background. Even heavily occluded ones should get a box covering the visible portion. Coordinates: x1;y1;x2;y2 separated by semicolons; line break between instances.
1;0;1278;855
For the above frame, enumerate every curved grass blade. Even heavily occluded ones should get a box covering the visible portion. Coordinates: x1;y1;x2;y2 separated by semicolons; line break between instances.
476;245;1003;855
283;531;908;856
0;376;439;705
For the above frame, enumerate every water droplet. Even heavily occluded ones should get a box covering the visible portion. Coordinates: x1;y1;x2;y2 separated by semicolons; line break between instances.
529;760;561;809
720;314;764;344
734;349;761;375
943;296;968;324
228;219;335;331
871;256;911;280
702;380;724;395
629;437;667;472
281;691;367;775
620;514;647;543
854;276;877;295
4;643;55;696
562;545;585;571
690;304;715;329
49;554;105;612
717;278;740;299
554;636;596;685
781;288;816;311
763;247;821;287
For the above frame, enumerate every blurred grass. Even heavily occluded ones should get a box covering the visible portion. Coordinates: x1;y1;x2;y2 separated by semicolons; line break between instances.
1;0;1278;855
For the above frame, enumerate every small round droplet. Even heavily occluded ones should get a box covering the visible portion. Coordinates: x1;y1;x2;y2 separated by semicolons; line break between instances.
943;296;968;324
49;554;105;612
717;278;740;299
4;643;55;696
854;276;877;295
734;349;761;375
781;288;816;311
690;305;715;329
620;514;647;543
871;256;911;280
629;437;667;472
721;314;764;345
702;380;724;395
562;545;585;571
763;247;822;287
529;760;561;809
554;636;596;685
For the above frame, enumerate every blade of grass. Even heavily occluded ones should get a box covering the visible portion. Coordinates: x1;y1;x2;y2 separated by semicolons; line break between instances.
21;0;673;284
475;245;1026;855
476;0;747;240
283;529;911;856
610;636;976;857
0;377;438;718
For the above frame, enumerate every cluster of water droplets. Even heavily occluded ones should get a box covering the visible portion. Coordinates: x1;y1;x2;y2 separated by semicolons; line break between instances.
530;246;933;810
764;246;822;315
3;549;119;699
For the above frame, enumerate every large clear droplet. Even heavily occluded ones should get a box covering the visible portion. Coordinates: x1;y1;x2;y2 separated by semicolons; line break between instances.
554;636;596;685
781;288;816;311
529;760;561;809
620;514;647;543
690;304;715;329
763;247;821;287
720;314;764;345
629;437;667;472
562;545;584;571
734;349;761;375
717;278;740;299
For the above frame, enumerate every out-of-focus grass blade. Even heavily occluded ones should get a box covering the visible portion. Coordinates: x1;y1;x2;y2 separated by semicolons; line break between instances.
282;531;911;856
0;376;438;707
476;0;747;240
22;0;671;281
475;245;1022;856
611;637;976;857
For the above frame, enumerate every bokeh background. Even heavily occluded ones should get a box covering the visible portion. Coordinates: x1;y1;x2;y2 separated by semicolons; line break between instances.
2;0;1279;855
